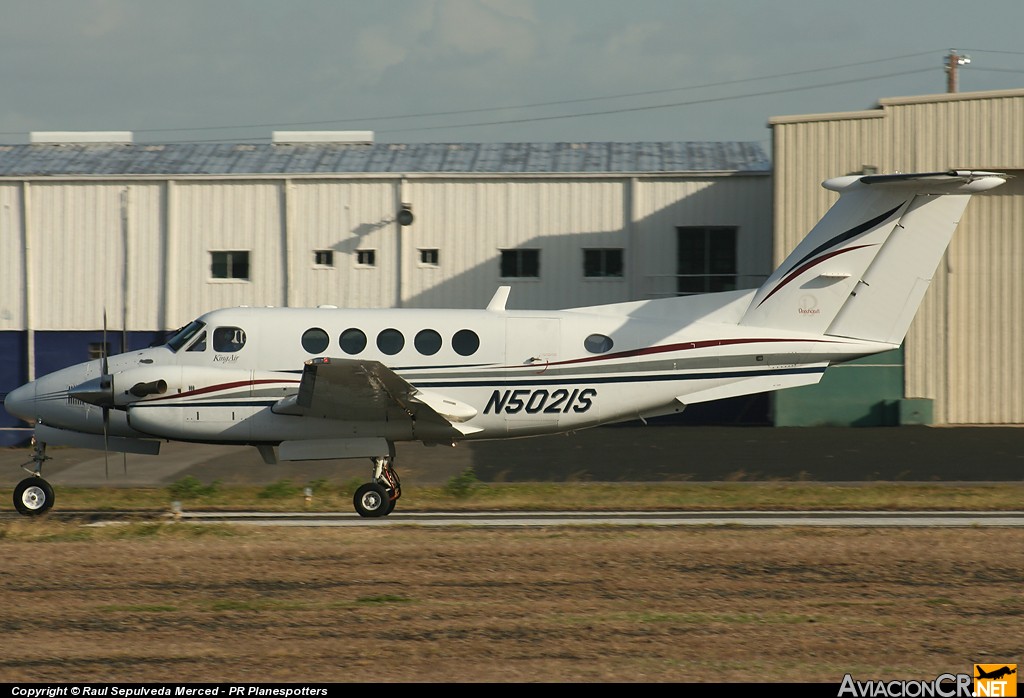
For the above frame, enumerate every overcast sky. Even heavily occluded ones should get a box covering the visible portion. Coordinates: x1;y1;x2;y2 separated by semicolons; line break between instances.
2;0;1023;148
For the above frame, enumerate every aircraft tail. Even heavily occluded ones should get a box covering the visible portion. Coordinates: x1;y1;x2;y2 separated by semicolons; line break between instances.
739;171;1006;345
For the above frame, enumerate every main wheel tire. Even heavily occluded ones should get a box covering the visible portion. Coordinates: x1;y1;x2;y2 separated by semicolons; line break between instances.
13;477;55;516
384;496;397;516
353;482;390;518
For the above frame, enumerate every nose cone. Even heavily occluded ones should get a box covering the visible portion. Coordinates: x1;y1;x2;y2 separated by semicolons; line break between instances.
4;382;36;421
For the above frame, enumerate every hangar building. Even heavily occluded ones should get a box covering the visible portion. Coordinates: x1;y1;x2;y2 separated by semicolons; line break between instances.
0;135;772;444
769;88;1024;427
2;86;1022;445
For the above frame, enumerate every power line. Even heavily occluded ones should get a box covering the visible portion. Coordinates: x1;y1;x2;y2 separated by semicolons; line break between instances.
376;67;935;136
130;50;941;136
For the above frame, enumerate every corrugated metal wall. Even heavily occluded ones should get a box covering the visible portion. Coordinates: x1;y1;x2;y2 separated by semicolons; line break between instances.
772;89;1024;424
287;179;397;310
0;184;25;330
2;171;770;323
634;176;774;297
403;177;630;310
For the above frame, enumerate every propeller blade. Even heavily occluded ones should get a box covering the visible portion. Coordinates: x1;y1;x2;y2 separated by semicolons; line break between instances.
102;309;109;376
102;406;110;480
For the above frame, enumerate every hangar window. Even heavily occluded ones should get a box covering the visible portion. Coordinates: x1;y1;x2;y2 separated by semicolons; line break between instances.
583;248;624;278
340;328;367;355
210;251;250;280
452;329;480;356
419;248;440;266
313;250;334;267
414;329;442;356
213;327;247;352
377;328;405;355
301;328;330;354
676;226;737;294
500;249;540;278
584;334;614;354
356;249;376;267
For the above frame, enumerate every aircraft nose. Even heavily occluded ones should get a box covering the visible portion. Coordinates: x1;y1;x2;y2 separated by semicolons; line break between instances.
4;382;36;421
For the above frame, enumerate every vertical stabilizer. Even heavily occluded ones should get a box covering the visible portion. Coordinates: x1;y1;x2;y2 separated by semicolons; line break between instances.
740;171;1005;344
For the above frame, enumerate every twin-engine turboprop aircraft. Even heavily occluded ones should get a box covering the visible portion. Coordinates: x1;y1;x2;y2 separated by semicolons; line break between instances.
4;171;1006;516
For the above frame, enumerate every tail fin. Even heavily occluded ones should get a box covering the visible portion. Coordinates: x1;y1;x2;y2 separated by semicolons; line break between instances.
740;171;1005;344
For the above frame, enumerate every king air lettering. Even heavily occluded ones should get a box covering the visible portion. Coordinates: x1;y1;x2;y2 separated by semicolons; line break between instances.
484;388;596;415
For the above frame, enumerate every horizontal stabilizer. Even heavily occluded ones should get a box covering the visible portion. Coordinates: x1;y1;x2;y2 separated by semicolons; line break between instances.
675;365;827;406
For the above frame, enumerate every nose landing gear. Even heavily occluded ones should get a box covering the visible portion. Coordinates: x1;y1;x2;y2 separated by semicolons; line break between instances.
13;439;54;517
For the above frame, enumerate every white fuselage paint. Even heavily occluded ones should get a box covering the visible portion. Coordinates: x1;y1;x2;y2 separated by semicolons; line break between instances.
11;295;891;447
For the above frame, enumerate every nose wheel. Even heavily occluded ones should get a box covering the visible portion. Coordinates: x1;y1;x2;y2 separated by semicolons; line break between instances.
13;438;54;517
353;455;400;518
14;477;54;516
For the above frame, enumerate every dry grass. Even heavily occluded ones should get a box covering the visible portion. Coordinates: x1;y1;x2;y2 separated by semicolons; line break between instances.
1;523;1022;682
44;480;1024;513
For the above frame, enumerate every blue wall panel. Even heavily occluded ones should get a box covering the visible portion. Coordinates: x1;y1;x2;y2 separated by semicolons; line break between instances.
1;331;166;446
0;332;29;446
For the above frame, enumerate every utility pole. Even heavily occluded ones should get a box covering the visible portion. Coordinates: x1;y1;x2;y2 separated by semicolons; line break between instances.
945;49;971;93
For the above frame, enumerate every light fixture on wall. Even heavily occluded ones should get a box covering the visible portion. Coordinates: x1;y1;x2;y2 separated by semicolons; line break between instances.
397;203;414;226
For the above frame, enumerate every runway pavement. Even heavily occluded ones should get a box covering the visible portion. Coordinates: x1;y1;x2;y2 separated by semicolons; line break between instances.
165;510;1024;527
1;424;1022;487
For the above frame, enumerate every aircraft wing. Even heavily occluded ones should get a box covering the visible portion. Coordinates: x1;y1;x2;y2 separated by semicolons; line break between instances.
272;357;481;434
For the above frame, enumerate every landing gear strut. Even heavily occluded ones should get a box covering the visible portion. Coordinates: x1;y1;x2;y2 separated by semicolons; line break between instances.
353;453;401;518
13;439;54;517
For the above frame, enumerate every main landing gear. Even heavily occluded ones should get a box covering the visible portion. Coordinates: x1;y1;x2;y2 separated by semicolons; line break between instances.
13;439;54;517
353;454;401;518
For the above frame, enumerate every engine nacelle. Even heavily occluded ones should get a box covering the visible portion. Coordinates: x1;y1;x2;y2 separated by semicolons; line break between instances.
111;366;254;406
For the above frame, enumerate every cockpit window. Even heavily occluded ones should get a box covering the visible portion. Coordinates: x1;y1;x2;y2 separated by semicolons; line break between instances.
166;320;206;352
186;331;207;352
213;327;247;352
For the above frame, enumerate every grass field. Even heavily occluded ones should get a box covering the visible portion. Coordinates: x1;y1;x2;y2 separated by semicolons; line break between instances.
4;478;1022;683
1;521;1021;682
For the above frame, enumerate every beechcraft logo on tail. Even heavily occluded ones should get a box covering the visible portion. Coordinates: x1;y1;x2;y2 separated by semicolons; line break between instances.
975;664;1017;697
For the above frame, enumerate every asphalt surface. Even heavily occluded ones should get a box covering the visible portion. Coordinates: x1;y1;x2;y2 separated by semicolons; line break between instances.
1;424;1022;487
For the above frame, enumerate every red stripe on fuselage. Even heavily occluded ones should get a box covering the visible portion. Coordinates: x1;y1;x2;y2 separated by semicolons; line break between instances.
504;337;843;370
145;378;300;402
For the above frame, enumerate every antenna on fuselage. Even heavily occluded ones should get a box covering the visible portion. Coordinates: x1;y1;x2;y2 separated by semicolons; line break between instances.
487;286;511;312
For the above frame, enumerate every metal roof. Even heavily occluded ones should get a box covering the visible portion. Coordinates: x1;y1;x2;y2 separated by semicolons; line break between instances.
0;141;769;177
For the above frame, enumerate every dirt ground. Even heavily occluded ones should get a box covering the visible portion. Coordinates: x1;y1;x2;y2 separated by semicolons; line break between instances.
1;525;1022;683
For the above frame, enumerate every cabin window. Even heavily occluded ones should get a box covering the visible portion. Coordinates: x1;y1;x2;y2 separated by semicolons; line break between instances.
414;329;442;356
210;251;250;280
213;327;247;352
301;328;330;354
500;249;540;278
340;328;367;355
313;250;334;267
452;329;480;356
376;328;405;355
356;249;376;267
584;334;614;354
186;331;207;352
583;248;624;278
166;320;206;352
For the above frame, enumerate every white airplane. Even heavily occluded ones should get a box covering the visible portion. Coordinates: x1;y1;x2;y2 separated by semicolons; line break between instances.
4;170;1006;517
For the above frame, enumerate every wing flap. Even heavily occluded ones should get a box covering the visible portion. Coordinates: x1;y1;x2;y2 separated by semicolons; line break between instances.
272;357;477;432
